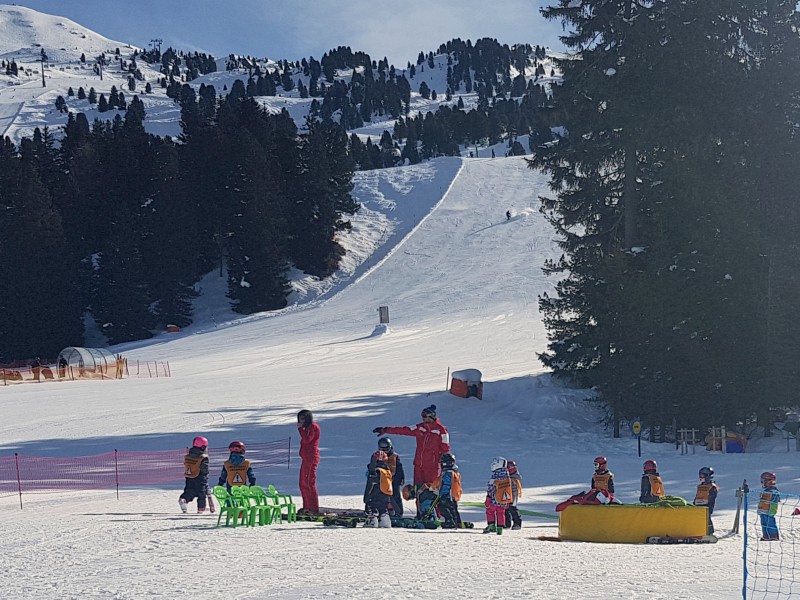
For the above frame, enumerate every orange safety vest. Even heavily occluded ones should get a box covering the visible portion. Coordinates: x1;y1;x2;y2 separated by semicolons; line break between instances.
647;474;665;498
183;454;206;479
377;466;393;495
224;459;251;487
431;471;463;501
493;477;513;504
694;482;718;505
593;471;613;492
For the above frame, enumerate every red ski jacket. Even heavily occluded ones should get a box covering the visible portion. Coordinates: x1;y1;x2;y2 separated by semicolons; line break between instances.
298;421;320;464
382;419;449;484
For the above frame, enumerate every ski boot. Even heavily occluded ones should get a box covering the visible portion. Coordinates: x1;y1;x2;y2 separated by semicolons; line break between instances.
511;523;521;530
364;515;379;528
482;524;497;534
179;498;188;514
496;526;504;535
378;514;392;528
197;507;207;514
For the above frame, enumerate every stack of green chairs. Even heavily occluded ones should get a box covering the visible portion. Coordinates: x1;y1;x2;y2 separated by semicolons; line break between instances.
212;486;249;528
267;484;297;523
244;486;282;526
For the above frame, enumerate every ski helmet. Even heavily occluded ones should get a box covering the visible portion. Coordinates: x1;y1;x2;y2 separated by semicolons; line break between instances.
699;466;714;481
594;456;607;470
643;459;658;473
506;459;517;474
440;453;456;468
192;435;208;448
373;450;388;462
491;457;507;471
401;484;416;501
761;471;777;485
228;440;246;454
378;437;393;452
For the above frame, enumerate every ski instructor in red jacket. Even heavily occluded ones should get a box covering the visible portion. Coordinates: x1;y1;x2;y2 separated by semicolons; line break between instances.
373;404;450;487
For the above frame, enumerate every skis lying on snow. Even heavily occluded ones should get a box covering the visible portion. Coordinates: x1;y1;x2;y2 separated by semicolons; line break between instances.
391;517;475;529
296;508;367;524
313;514;474;529
646;535;718;544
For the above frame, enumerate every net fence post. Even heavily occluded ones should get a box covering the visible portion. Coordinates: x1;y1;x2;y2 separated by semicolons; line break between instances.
14;452;23;510
114;449;120;500
742;487;748;599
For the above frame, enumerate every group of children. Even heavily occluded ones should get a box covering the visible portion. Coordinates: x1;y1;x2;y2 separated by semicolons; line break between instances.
361;436;525;534
590;456;783;540
179;437;257;514
181;433;782;541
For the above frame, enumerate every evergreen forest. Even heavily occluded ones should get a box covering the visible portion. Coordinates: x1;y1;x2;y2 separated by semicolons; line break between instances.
533;0;800;435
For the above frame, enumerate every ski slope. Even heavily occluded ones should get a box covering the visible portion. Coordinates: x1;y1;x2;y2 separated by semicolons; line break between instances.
0;155;777;599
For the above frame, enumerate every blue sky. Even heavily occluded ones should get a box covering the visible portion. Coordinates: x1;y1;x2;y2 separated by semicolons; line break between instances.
15;0;565;67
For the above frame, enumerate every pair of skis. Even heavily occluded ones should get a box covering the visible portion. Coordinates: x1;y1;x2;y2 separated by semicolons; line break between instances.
646;535;718;544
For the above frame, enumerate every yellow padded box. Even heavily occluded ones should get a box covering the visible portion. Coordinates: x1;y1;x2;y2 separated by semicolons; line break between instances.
558;504;707;543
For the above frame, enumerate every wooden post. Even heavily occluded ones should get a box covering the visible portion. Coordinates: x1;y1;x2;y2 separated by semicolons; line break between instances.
732;479;748;534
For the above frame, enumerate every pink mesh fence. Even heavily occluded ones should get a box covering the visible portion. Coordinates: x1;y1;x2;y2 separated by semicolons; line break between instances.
0;438;291;503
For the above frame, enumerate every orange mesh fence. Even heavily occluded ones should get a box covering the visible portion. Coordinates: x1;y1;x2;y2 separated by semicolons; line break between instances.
0;438;291;502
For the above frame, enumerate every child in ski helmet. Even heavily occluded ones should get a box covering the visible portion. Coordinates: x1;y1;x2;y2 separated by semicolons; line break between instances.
758;471;780;541
693;466;719;535
591;456;615;496
429;452;462;528
217;440;256;492
484;457;512;534
376;436;406;517
180;435;211;514
363;450;393;528
639;459;665;504
504;459;523;530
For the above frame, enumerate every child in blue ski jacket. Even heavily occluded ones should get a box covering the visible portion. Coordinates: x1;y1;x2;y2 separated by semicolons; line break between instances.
758;471;780;541
217;440;256;492
430;452;462;528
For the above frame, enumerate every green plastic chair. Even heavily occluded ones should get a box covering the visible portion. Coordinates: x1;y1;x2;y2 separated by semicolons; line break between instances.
248;486;282;526
212;486;248;528
267;484;297;523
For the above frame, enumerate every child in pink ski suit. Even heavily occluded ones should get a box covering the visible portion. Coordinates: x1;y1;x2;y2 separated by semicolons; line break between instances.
484;457;512;534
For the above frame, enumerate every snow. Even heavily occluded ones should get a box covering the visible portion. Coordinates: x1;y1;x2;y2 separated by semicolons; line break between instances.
0;6;796;600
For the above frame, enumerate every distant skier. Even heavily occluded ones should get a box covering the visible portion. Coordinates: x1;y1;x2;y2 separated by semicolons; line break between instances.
506;210;511;220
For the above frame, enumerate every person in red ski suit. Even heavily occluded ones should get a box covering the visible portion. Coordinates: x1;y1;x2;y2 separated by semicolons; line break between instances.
297;409;320;514
373;404;450;516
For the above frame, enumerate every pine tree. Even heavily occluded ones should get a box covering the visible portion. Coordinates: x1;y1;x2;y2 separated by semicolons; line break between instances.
291;119;358;277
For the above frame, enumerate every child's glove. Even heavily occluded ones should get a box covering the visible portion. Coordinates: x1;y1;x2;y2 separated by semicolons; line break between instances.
373;427;385;435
